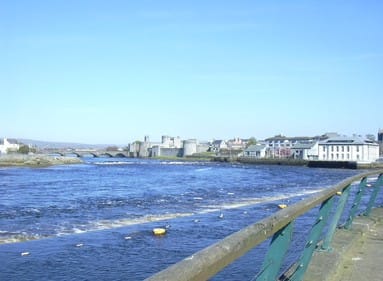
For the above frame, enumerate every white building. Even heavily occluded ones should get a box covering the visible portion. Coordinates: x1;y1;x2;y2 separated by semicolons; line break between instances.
291;142;319;160
211;140;228;152
243;144;267;158
318;136;379;163
264;135;318;158
0;138;20;154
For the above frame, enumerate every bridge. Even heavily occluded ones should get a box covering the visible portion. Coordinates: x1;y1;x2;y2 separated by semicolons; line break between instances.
145;170;383;281
42;149;130;158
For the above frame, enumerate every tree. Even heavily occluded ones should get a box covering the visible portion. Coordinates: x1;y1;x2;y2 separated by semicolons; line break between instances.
246;137;257;148
18;145;30;154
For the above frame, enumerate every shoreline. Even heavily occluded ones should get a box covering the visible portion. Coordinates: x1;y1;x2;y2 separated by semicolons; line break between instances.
216;156;383;170
0;154;83;167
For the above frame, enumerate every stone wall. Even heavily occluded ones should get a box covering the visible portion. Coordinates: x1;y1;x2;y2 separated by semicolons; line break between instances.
159;148;184;157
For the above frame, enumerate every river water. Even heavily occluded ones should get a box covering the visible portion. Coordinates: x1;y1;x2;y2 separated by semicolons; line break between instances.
0;159;365;280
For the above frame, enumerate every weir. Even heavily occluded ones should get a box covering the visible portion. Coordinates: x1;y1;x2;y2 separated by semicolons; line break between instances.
145;170;383;281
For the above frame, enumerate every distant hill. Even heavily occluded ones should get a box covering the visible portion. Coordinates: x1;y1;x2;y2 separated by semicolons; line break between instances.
16;138;114;150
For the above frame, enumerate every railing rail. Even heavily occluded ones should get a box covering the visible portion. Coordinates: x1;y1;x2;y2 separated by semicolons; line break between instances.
145;170;383;281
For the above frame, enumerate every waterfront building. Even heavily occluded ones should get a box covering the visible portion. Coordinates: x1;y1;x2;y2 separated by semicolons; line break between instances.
211;140;228;152
291;141;319;160
265;135;315;158
318;136;379;163
227;137;249;150
0;138;20;154
264;134;331;159
243;144;267;158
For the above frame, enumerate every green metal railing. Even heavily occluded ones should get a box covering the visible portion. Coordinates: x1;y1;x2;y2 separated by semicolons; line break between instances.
145;170;383;281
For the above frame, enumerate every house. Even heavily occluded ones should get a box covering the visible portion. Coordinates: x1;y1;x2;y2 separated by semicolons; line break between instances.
243;144;267;159
318;136;379;163
264;135;310;158
291;141;319;160
0;138;20;154
227;137;248;150
211;140;228;152
264;135;328;159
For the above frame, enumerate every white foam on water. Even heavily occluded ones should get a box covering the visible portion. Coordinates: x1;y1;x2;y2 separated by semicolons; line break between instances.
0;188;325;245
93;161;134;165
195;167;212;172
159;161;206;166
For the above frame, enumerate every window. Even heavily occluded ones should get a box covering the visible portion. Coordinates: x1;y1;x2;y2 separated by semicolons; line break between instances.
342;146;344;152
322;146;326;152
347;146;350;152
336;146;339;152
331;146;334;152
356;146;360;152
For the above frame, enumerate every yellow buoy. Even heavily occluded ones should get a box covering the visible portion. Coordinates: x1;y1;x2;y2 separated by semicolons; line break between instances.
152;228;166;236
336;191;342;195
278;204;287;209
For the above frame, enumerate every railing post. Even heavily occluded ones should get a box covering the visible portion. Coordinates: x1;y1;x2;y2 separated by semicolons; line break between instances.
290;197;335;281
256;222;294;281
344;177;368;229
364;174;383;216
320;185;352;251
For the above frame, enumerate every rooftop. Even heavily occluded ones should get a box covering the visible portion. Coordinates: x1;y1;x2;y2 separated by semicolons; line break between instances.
320;136;377;145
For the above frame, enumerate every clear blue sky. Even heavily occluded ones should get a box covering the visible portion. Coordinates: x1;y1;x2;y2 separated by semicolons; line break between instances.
1;0;382;144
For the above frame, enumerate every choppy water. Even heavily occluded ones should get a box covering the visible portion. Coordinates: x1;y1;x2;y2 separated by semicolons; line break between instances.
0;159;364;280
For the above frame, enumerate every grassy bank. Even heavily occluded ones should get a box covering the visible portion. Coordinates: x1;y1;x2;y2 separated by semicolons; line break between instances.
0;154;83;167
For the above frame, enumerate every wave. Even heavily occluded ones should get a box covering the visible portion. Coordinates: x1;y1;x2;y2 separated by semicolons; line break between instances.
160;161;203;165
93;161;135;165
0;213;195;244
0;188;326;245
92;160;208;166
0;231;44;244
195;167;212;172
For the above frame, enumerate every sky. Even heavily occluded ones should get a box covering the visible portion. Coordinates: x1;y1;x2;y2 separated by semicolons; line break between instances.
1;0;382;145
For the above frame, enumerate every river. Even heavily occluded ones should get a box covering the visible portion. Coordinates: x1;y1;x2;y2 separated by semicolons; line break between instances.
0;159;362;280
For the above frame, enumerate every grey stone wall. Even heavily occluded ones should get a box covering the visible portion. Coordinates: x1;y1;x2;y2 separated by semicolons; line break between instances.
159;148;184;157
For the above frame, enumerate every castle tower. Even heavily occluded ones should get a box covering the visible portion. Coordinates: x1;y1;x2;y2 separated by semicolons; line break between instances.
139;136;150;157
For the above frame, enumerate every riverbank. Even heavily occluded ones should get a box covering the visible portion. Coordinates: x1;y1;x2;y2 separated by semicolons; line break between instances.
221;157;383;169
237;157;308;166
0;154;83;167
